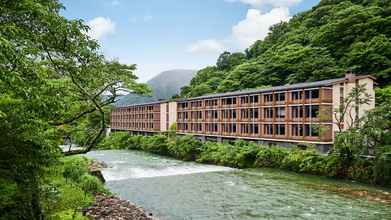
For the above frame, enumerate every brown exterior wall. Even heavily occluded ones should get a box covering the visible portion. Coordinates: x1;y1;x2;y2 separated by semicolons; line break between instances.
177;87;334;144
110;74;375;146
111;102;162;132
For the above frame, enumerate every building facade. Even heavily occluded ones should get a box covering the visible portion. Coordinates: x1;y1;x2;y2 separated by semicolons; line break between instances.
111;74;375;150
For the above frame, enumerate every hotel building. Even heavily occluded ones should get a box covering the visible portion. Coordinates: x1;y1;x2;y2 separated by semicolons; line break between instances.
111;73;375;151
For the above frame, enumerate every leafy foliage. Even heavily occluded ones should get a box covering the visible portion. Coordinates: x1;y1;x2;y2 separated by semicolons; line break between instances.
40;156;107;219
0;0;147;218
100;133;391;186
180;0;391;97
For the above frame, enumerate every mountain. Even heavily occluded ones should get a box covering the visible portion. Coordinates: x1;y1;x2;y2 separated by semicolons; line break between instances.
180;0;391;98
115;69;196;107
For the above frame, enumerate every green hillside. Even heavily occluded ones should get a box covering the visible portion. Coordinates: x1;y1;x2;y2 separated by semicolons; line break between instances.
180;0;391;98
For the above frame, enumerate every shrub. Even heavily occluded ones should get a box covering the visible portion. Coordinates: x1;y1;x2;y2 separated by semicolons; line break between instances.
347;159;374;183
374;152;391;186
321;155;344;177
0;179;18;219
97;132;130;150
143;135;169;155
80;174;103;196
62;156;89;182
197;141;240;167
168;135;202;160
55;183;93;213
125;135;146;150
234;141;260;168
255;147;289;168
281;148;320;173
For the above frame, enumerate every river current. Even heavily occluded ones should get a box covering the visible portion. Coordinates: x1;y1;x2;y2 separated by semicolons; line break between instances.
87;150;391;220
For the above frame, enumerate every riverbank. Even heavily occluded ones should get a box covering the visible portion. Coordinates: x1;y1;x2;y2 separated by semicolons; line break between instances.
43;155;156;220
97;133;391;188
84;193;156;220
87;150;391;220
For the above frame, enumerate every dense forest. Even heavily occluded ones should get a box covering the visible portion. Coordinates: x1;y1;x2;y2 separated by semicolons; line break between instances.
180;0;391;98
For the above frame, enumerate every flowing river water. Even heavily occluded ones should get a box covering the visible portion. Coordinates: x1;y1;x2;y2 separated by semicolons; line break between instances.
87;150;391;220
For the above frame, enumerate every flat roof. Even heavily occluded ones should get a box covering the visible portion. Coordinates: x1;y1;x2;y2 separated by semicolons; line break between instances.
115;100;167;108
176;77;346;102
115;74;375;107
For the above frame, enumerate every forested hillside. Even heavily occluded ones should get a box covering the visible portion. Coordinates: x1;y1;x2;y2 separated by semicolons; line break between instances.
180;0;391;98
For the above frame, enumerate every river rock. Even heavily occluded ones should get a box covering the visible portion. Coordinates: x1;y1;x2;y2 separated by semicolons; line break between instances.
84;193;157;220
88;160;107;183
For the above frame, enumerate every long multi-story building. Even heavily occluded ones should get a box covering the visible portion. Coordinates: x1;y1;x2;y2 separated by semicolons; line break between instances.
111;100;177;134
111;73;375;151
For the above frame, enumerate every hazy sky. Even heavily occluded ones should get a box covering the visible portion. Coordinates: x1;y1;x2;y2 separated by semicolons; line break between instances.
61;0;320;82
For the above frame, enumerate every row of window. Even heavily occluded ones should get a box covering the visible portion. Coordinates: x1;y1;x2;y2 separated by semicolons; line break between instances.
177;123;321;137
177;106;320;120
112;122;157;130
177;89;322;109
112;113;157;120
113;105;158;113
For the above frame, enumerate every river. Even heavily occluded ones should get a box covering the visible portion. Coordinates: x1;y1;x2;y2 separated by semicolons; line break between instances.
87;150;391;220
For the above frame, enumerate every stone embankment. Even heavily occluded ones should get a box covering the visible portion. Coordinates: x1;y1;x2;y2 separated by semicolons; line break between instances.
85;160;158;220
84;194;156;220
88;160;108;183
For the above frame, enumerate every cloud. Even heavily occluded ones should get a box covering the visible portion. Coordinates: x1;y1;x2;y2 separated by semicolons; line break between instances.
87;17;116;40
226;0;301;8
232;8;290;48
187;39;226;54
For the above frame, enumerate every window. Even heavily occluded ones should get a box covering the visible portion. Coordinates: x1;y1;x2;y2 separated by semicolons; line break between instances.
275;93;285;102
222;110;228;119
232;110;237;119
276;107;285;118
264;124;273;135
179;102;188;109
250;95;259;104
254;124;259;134
206;99;218;106
253;108;259;119
223;123;236;133
275;124;285;135
263;94;273;103
291;91;302;100
292;106;303;118
223;97;236;105
213;110;218;119
305;105;319;118
305;124;320;137
340;85;344;105
241;109;248;119
305;89;320;99
241;124;248;134
264;107;273;118
292;124;304;136
241;96;249;104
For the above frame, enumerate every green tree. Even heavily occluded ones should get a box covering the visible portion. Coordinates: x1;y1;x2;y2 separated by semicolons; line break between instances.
0;0;148;218
180;0;391;98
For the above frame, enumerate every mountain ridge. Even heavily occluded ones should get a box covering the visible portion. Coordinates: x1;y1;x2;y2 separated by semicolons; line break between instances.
115;69;196;107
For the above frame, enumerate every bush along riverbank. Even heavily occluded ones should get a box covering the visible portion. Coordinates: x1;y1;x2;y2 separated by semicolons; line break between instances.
34;155;155;220
97;132;391;188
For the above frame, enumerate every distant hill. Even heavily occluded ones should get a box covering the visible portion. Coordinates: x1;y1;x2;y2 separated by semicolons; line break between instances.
115;69;196;107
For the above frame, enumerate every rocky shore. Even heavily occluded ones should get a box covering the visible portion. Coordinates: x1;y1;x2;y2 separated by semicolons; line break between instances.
84;194;157;220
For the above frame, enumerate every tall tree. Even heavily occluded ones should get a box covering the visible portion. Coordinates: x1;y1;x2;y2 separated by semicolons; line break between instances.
0;0;148;218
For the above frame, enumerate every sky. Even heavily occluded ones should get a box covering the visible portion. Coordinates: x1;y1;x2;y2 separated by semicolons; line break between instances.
61;0;320;82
